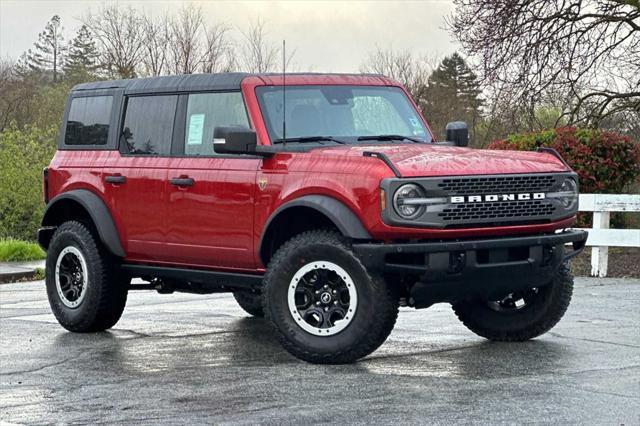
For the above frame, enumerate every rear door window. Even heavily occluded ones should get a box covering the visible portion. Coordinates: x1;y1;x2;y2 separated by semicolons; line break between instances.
120;95;178;155
65;95;113;145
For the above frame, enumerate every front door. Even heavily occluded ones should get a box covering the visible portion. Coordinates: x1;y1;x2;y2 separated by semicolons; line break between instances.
165;91;260;270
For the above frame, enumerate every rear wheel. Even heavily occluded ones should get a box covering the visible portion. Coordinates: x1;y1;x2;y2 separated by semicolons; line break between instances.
452;264;573;341
233;291;264;317
45;221;129;332
263;230;399;364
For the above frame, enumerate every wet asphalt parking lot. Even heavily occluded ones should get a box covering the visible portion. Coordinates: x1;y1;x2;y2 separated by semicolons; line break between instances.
1;277;639;425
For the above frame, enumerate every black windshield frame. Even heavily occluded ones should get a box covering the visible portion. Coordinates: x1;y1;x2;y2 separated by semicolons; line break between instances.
255;85;433;145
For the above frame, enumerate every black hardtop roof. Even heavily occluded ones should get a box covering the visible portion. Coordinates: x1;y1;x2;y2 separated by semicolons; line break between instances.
72;72;387;94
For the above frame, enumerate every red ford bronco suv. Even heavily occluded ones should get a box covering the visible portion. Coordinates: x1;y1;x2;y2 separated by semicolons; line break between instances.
39;73;587;364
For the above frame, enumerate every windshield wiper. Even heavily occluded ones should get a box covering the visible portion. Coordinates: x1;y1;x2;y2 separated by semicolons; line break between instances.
273;136;346;144
357;134;425;143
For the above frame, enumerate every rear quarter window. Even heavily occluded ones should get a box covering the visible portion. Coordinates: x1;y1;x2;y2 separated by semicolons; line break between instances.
64;96;113;146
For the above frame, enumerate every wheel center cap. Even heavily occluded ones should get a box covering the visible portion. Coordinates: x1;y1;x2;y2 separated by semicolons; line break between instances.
320;292;332;304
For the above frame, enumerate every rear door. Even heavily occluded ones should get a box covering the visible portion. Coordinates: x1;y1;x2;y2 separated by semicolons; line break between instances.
102;94;178;262
164;91;260;270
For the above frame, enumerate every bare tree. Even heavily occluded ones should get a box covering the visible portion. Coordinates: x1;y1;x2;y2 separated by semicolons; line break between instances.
238;20;280;73
168;5;206;75
84;5;145;78
360;47;436;108
447;0;640;132
201;24;234;73
141;13;171;76
0;58;39;131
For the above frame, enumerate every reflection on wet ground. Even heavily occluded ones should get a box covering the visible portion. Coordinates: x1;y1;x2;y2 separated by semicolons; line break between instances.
1;278;639;424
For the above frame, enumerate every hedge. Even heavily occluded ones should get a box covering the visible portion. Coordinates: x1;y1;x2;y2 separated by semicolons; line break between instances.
488;127;640;194
0;125;57;241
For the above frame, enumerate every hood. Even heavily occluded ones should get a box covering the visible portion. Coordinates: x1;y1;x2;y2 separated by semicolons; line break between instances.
312;144;569;177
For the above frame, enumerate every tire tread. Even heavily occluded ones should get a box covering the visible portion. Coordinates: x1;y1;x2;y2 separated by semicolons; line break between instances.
263;230;398;364
46;221;128;332
233;291;264;318
452;264;573;341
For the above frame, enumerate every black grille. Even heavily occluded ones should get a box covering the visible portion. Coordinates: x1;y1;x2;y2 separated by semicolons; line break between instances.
382;172;576;229
437;175;555;195
439;200;556;222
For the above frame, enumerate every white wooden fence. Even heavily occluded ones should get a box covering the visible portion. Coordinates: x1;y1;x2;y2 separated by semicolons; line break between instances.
575;194;640;277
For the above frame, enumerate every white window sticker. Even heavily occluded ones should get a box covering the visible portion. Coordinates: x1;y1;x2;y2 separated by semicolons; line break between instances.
187;114;205;145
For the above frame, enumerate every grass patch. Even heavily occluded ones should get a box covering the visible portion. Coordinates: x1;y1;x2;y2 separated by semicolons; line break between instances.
0;239;45;262
32;267;46;280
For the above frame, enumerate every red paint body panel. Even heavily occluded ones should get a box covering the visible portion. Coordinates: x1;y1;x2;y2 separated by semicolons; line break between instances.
47;73;577;273
102;151;169;262
288;144;568;177
165;157;260;270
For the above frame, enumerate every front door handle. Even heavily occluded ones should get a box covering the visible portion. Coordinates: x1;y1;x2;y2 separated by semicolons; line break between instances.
170;177;194;187
105;175;126;184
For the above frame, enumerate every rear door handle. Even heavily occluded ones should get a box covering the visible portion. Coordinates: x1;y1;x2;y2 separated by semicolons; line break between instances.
170;177;194;187
105;175;126;184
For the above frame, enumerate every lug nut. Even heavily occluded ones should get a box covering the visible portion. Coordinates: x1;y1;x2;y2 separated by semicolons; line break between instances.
316;301;321;305
332;290;337;294
334;301;338;305
323;285;329;289
324;307;328;311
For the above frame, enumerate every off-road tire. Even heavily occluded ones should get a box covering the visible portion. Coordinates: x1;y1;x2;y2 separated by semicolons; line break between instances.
45;221;129;332
452;264;573;341
263;230;399;364
233;291;264;317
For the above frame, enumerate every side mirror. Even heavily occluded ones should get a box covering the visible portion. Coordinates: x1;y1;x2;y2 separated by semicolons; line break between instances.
213;126;257;155
445;121;469;147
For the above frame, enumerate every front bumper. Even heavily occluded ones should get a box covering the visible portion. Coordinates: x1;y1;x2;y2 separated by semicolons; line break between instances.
353;230;587;308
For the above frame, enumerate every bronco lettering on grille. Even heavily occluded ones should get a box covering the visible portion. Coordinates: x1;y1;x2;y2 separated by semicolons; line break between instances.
450;193;546;203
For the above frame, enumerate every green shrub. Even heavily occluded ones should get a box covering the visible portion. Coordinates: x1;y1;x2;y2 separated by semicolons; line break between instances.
0;239;45;262
488;127;640;228
33;267;46;280
488;127;640;194
0;125;57;241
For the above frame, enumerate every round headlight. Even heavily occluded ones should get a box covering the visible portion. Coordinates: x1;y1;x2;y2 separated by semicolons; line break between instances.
393;183;426;219
558;178;578;209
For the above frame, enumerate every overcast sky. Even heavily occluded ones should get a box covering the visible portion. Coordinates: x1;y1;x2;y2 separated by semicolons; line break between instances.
0;0;457;72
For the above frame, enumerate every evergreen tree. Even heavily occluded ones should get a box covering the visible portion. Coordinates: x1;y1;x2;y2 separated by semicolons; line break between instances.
423;53;483;143
23;15;66;82
64;25;100;77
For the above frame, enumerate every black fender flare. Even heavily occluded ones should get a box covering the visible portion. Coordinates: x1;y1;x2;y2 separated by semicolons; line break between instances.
259;195;372;257
41;189;125;257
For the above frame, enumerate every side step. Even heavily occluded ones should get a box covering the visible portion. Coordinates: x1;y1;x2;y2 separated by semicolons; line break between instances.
121;264;263;293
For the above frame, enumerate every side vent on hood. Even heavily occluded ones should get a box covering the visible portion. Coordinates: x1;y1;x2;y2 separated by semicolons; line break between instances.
537;147;570;169
363;151;402;178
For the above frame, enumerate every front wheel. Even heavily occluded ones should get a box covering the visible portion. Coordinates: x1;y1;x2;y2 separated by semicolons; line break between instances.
452;264;573;341
263;230;399;364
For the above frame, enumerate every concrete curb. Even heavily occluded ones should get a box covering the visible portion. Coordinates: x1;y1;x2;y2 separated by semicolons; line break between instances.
0;260;45;284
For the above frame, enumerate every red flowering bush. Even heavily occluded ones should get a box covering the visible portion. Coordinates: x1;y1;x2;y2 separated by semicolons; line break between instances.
488;127;640;194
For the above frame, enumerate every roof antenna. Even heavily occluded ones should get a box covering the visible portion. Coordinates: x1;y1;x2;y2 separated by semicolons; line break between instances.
282;39;287;143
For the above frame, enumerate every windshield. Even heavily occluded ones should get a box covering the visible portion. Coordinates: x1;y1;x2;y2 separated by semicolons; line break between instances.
256;85;431;144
